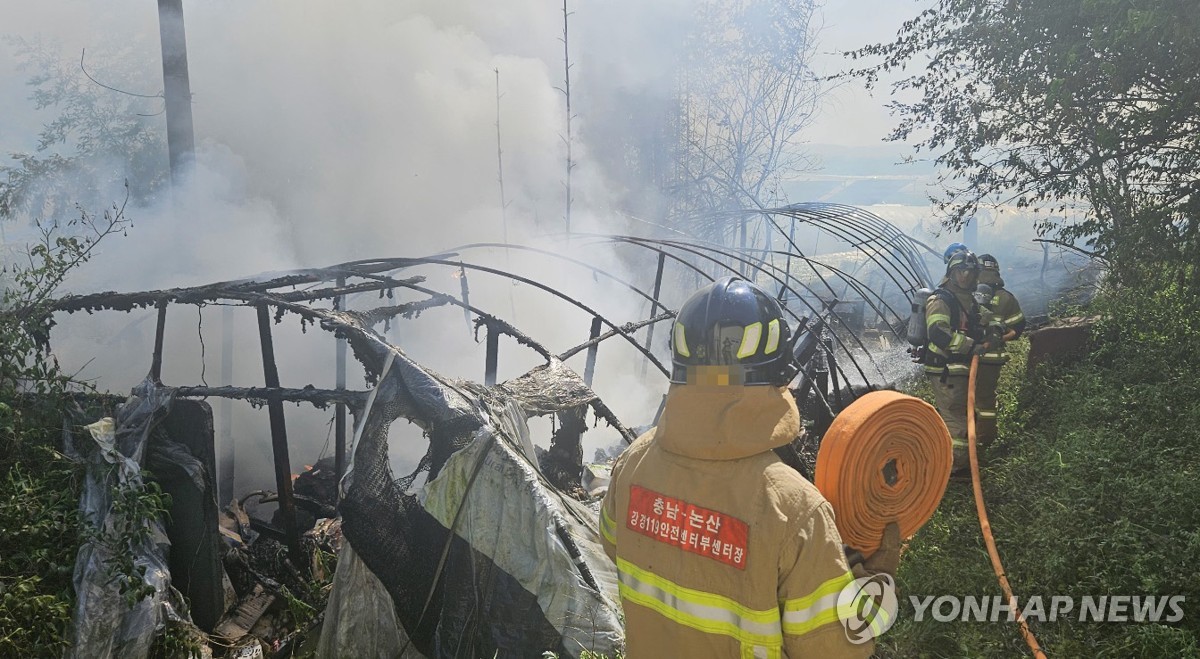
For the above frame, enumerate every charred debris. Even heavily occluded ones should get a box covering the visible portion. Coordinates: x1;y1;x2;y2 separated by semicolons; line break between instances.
46;207;933;657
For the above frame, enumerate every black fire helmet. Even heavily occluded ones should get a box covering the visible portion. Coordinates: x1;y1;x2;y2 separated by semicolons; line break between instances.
669;276;798;386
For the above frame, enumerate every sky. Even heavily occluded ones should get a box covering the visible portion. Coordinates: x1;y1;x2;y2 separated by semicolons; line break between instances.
807;0;930;148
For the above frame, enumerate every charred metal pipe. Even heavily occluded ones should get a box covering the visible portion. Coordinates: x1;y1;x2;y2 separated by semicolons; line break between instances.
610;235;875;386
641;252;666;377
484;320;500;386
583;316;603;386
175;385;367;409
150;301;168;385
255;304;302;563
335;276;348;484
558;312;675;362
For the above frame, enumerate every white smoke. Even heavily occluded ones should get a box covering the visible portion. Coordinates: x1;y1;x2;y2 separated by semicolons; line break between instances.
2;0;687;493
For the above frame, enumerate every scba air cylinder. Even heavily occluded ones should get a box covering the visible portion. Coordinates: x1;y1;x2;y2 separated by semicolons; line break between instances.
907;287;934;346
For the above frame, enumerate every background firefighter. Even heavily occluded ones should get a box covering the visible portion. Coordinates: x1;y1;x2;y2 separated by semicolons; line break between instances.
600;276;897;658
973;253;1026;445
923;249;995;474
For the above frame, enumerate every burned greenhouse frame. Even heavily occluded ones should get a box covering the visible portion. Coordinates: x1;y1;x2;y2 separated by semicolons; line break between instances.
40;203;934;657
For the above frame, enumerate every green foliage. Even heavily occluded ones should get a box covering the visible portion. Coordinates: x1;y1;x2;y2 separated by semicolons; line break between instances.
0;191;131;653
849;0;1200;292
88;474;172;609
0;459;79;657
148;618;204;659
279;584;317;630
882;287;1200;656
0;37;166;221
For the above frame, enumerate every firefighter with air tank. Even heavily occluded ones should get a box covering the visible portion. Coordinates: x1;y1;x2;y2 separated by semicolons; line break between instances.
909;246;1001;475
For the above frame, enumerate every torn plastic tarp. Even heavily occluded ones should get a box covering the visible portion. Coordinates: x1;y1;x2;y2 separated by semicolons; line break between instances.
322;349;623;658
316;542;427;659
66;381;181;659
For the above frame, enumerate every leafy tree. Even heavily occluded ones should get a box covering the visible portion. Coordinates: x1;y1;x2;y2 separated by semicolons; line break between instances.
850;0;1200;292
1;37;167;223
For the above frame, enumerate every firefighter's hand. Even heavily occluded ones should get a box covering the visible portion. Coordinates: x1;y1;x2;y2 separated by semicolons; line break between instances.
971;342;991;355
851;522;901;579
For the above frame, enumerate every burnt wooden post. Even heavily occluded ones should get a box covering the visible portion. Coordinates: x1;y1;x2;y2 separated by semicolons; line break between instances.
334;277;347;483
640;252;666;377
150;301;168;384
583;316;603;386
484;321;499;386
255;304;301;562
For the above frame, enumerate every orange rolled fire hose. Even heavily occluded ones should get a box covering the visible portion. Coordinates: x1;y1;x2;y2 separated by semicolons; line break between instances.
814;390;953;556
968;355;1047;658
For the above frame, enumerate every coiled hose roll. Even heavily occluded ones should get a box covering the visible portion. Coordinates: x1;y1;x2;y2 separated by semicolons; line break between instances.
814;390;952;555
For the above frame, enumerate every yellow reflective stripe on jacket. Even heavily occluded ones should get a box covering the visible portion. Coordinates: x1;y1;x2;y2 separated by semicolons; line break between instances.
926;312;951;328
780;571;855;636
1005;312;1025;325
924;362;970;375
601;505;617;545
615;558;784;649
948;332;964;351
854;595;892;637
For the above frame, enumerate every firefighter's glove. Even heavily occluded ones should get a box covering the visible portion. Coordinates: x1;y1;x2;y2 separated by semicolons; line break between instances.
971;342;991;355
850;522;901;580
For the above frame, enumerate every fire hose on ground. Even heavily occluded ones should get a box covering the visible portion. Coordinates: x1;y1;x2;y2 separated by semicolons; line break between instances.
813;374;1048;657
968;354;1047;658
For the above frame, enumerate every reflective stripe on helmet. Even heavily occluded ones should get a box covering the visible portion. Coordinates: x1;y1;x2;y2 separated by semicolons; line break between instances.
675;322;690;357
764;319;781;355
616;558;784;648
737;322;763;359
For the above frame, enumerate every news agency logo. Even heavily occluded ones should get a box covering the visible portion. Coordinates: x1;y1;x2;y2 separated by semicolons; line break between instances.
909;595;1186;623
838;574;899;644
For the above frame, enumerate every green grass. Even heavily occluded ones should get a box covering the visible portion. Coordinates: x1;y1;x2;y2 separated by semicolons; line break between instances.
880;293;1200;657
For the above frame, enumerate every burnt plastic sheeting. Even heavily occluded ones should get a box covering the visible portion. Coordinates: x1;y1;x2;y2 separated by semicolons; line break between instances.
317;541;427;658
496;359;600;418
67;380;182;659
332;350;623;658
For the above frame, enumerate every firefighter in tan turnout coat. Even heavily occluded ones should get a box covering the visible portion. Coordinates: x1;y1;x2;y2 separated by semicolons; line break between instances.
600;277;896;658
922;249;996;473
972;253;1026;445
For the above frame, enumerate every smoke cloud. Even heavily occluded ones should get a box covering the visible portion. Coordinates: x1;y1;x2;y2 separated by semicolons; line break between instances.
1;0;692;493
